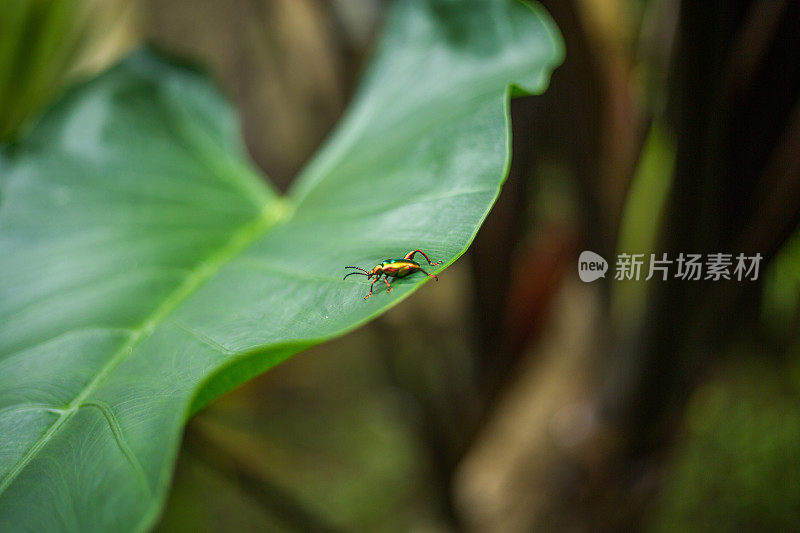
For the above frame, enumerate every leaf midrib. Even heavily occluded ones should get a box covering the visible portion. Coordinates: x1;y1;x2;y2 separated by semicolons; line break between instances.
0;195;291;496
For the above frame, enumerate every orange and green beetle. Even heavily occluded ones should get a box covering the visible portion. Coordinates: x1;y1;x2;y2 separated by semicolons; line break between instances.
344;249;442;299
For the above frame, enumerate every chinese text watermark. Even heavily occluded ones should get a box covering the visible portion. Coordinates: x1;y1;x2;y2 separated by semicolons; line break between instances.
578;251;762;282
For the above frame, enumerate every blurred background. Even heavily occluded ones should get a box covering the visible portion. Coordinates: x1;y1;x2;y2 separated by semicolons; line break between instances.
3;0;800;530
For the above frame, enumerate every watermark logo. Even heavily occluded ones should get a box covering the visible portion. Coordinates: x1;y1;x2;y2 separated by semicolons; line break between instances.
578;250;608;282
578;252;763;282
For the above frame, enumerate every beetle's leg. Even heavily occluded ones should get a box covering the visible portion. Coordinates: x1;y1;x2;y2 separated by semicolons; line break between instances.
404;249;442;266
364;274;381;299
418;268;438;281
382;277;393;293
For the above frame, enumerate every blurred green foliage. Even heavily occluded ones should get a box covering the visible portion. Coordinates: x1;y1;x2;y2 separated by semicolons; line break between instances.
650;357;800;531
0;0;132;142
0;0;87;141
763;230;800;336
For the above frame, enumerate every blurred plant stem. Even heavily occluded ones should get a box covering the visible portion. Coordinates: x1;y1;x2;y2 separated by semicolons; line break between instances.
612;121;676;326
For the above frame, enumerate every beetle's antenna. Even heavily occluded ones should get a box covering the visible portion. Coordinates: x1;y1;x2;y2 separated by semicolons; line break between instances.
344;266;370;280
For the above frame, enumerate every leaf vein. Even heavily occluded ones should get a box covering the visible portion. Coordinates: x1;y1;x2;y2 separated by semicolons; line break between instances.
80;401;151;499
0;198;290;497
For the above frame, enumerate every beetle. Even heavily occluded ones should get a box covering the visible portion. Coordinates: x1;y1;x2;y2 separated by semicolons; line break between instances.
344;249;442;299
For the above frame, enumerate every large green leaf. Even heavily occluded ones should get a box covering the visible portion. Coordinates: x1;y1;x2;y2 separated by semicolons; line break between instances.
0;1;562;530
